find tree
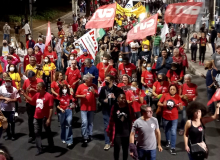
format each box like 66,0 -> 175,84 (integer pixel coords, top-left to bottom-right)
85,0 -> 91,17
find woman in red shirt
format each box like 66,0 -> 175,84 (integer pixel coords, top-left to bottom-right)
152,73 -> 169,125
51,72 -> 68,121
126,82 -> 145,119
199,32 -> 208,66
179,74 -> 198,135
117,74 -> 131,93
34,45 -> 43,65
57,84 -> 75,147
158,84 -> 183,155
166,62 -> 184,84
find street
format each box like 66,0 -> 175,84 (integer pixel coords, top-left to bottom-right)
1,75 -> 220,160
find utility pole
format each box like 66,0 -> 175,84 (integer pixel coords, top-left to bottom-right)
72,0 -> 78,16
209,0 -> 216,29
29,0 -> 33,32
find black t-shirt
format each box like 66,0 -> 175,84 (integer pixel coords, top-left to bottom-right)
114,104 -> 130,137
113,36 -> 125,43
62,53 -> 68,69
138,51 -> 151,63
110,44 -> 120,61
14,26 -> 20,34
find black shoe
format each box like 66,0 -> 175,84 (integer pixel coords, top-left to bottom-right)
82,139 -> 88,147
165,141 -> 170,149
28,137 -> 35,143
4,136 -> 11,140
11,136 -> 16,141
88,135 -> 93,142
35,150 -> 43,156
170,148 -> 177,155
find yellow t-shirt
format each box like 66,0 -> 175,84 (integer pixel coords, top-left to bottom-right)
141,40 -> 150,51
115,17 -> 124,26
25,64 -> 43,78
43,63 -> 56,76
9,72 -> 21,90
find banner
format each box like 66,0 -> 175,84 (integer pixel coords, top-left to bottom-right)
74,29 -> 99,60
116,2 -> 146,17
86,3 -> 116,29
125,0 -> 133,8
127,14 -> 158,42
164,2 -> 203,24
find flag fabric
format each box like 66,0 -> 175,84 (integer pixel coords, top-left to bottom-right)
207,89 -> 220,106
86,3 -> 116,29
127,14 -> 158,42
160,23 -> 169,43
188,0 -> 194,2
96,29 -> 106,42
138,4 -> 149,23
125,0 -> 133,8
45,22 -> 51,47
164,2 -> 203,24
157,8 -> 162,16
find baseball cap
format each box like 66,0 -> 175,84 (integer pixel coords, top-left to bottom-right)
83,49 -> 87,52
28,71 -> 36,78
4,77 -> 12,81
71,50 -> 78,54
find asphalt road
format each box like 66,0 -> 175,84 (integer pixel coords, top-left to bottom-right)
0,75 -> 220,160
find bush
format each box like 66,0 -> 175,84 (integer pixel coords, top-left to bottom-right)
8,15 -> 22,22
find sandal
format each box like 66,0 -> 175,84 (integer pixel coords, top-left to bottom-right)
178,130 -> 184,136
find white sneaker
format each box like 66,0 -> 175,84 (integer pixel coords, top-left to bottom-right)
104,144 -> 110,150
15,112 -> 18,117
62,140 -> 66,144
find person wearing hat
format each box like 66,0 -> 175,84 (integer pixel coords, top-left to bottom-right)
78,49 -> 93,74
22,70 -> 44,143
0,77 -> 20,140
34,38 -> 45,53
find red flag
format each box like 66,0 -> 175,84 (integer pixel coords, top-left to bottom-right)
86,3 -> 116,29
188,0 -> 194,2
127,14 -> 158,42
207,89 -> 220,106
164,2 -> 203,24
45,22 -> 51,47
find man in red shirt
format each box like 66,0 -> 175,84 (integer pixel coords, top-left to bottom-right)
24,48 -> 35,71
97,54 -> 113,83
43,45 -> 58,63
78,49 -> 93,73
76,73 -> 98,146
118,56 -> 136,77
22,71 -> 44,143
72,21 -> 78,34
65,60 -> 81,89
21,82 -> 54,155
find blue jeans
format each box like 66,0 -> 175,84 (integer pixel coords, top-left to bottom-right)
211,42 -> 215,54
180,106 -> 186,130
81,111 -> 94,139
207,87 -> 216,114
60,109 -> 73,144
153,46 -> 160,56
163,118 -> 178,149
137,148 -> 156,160
131,53 -> 137,65
3,34 -> 9,42
56,52 -> 62,71
102,109 -> 110,144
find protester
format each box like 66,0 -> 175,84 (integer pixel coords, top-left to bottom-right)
152,33 -> 161,57
106,93 -> 135,160
78,49 -> 93,74
84,58 -> 99,86
22,20 -> 31,42
21,82 -> 54,155
173,35 -> 184,48
190,33 -> 198,63
0,55 -> 18,72
156,49 -> 173,74
212,45 -> 220,71
129,40 -> 140,65
43,46 -> 58,64
166,62 -> 184,84
3,22 -> 11,42
118,56 -> 136,78
26,35 -> 35,49
138,45 -> 151,68
184,102 -> 220,160
198,32 -> 209,66
210,26 -> 217,54
34,38 -> 45,54
76,73 -> 98,145
129,105 -> 163,160
99,74 -> 124,150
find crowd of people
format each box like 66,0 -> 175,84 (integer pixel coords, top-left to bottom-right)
0,1 -> 220,160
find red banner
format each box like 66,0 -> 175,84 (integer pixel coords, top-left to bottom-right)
164,2 -> 203,24
127,14 -> 158,42
86,3 -> 116,29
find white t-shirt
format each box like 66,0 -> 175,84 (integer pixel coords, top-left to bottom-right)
82,18 -> 87,25
16,48 -> 27,62
22,23 -> 31,35
2,46 -> 9,56
130,42 -> 139,53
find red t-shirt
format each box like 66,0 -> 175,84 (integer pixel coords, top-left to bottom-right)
22,78 -> 44,98
141,71 -> 155,88
153,81 -> 169,95
76,83 -> 98,111
57,94 -> 73,110
72,24 -> 78,32
160,93 -> 183,120
182,83 -> 197,106
166,70 -> 184,82
126,89 -> 145,112
97,62 -> 113,82
118,63 -> 136,77
78,54 -> 93,73
43,51 -> 58,63
31,92 -> 54,119
65,67 -> 81,88
51,80 -> 68,98
35,51 -> 43,64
